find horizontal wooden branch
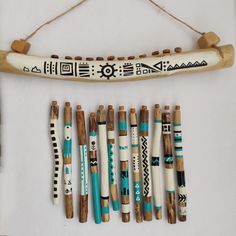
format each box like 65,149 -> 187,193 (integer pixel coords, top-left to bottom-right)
0,44 -> 234,82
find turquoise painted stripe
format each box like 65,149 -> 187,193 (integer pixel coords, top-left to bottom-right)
176,155 -> 184,158
139,122 -> 148,132
64,140 -> 72,156
132,144 -> 139,148
174,124 -> 181,126
134,181 -> 141,204
65,123 -> 72,126
175,147 -> 183,151
101,206 -> 109,214
89,131 -> 96,137
143,202 -> 152,212
155,206 -> 162,210
174,139 -> 182,143
91,173 -> 102,224
108,144 -> 115,185
121,170 -> 129,196
118,121 -> 127,131
82,145 -> 86,194
112,200 -> 119,211
154,119 -> 162,123
119,146 -> 128,150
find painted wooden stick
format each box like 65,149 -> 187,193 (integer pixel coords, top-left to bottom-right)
162,105 -> 176,224
50,101 -> 63,205
107,105 -> 119,211
130,108 -> 142,223
0,44 -> 233,82
139,106 -> 152,221
89,113 -> 102,224
173,105 -> 187,222
76,105 -> 89,223
63,102 -> 73,218
151,104 -> 162,220
118,106 -> 130,223
97,105 -> 110,222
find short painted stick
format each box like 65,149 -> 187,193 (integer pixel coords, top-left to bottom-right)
50,101 -> 63,205
130,108 -> 142,223
174,105 -> 187,222
107,105 -> 119,211
76,105 -> 89,223
97,105 -> 110,222
151,104 -> 162,220
63,102 -> 73,218
118,106 -> 130,223
89,113 -> 102,224
139,106 -> 152,221
162,105 -> 176,224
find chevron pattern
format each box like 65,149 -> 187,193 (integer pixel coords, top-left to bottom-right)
141,136 -> 150,197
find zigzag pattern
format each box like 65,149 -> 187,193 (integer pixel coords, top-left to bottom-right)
141,136 -> 150,197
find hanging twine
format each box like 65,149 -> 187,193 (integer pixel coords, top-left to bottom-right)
24,0 -> 203,42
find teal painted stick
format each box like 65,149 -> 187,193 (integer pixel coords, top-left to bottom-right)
89,113 -> 102,224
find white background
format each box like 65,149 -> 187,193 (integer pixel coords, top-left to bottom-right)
0,0 -> 236,235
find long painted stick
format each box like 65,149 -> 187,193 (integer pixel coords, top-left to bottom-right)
151,104 -> 162,220
162,105 -> 176,224
118,106 -> 130,223
63,102 -> 73,218
130,108 -> 142,223
173,105 -> 187,222
0,45 -> 233,82
107,105 -> 119,211
97,105 -> 110,222
50,101 -> 63,205
89,113 -> 102,224
139,106 -> 152,221
76,105 -> 89,223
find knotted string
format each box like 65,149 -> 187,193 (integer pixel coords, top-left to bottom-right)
24,0 -> 204,42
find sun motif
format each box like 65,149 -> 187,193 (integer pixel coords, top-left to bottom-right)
97,63 -> 118,80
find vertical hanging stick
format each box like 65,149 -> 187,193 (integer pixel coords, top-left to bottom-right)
89,113 -> 102,224
63,102 -> 73,218
76,105 -> 89,223
107,105 -> 119,211
50,101 -> 63,205
162,105 -> 176,224
130,108 -> 142,223
173,105 -> 187,222
151,104 -> 162,220
118,106 -> 130,223
139,106 -> 152,221
97,105 -> 110,222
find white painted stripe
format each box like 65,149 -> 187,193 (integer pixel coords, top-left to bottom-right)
165,168 -> 175,192
119,135 -> 129,161
89,136 -> 97,151
176,150 -> 183,156
152,166 -> 162,207
174,142 -> 182,147
179,206 -> 187,216
131,127 -> 139,145
178,186 -> 187,195
174,126 -> 181,131
98,124 -> 109,197
108,130 -> 115,140
133,153 -> 140,173
122,204 -> 130,214
152,122 -> 162,158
